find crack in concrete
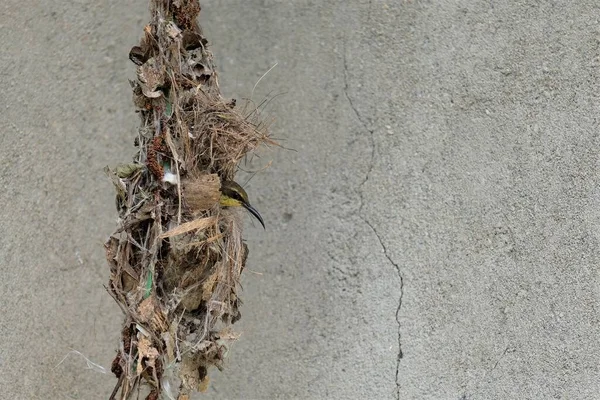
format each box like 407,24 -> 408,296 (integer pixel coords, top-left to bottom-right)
343,41 -> 404,400
365,218 -> 404,400
342,42 -> 375,189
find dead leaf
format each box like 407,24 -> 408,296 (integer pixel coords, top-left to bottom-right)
137,57 -> 164,98
137,336 -> 159,375
159,216 -> 217,239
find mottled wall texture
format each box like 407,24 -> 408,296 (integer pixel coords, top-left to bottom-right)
1,1 -> 599,399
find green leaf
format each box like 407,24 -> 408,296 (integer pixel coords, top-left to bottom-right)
144,270 -> 153,298
164,100 -> 173,117
115,163 -> 143,178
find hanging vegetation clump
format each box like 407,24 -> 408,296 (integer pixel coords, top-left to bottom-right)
104,1 -> 273,398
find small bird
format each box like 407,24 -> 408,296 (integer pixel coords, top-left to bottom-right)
220,180 -> 265,229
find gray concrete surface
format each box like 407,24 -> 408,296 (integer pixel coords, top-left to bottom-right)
2,1 -> 600,399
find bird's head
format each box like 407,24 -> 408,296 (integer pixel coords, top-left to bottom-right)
219,180 -> 265,229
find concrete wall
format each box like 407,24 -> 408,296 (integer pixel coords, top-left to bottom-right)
1,1 -> 599,399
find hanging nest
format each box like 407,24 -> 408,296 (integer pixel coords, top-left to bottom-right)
104,1 -> 274,398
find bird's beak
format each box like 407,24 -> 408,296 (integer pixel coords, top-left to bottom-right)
243,202 -> 265,229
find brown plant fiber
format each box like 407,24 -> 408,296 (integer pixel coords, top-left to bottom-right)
104,1 -> 272,398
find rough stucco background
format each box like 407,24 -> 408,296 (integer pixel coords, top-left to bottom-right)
1,1 -> 600,399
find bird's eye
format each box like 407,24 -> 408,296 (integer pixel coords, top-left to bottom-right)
232,191 -> 245,202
